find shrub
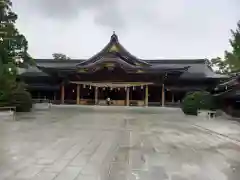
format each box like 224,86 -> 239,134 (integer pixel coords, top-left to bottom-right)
181,91 -> 216,115
0,80 -> 32,112
181,92 -> 198,115
9,88 -> 32,112
0,75 -> 15,107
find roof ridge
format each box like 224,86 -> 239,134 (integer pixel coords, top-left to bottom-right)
35,59 -> 85,63
35,59 -> 209,66
145,59 -> 208,64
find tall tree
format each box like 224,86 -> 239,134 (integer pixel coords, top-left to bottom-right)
52,53 -> 70,60
0,0 -> 33,103
225,22 -> 240,72
210,22 -> 240,74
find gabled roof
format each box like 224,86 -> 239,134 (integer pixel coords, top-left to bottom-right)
21,33 -> 228,80
77,32 -> 150,67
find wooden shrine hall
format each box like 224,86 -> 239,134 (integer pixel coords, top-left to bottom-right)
20,33 -> 227,106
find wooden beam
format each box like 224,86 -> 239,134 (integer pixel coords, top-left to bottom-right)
70,81 -> 153,87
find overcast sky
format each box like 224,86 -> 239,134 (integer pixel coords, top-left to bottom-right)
12,0 -> 240,59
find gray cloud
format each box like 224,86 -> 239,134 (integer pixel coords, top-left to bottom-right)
24,0 -> 126,29
11,0 -> 240,59
13,0 -> 240,31
13,0 -> 166,30
34,0 -> 109,17
93,2 -> 125,29
25,0 -> 185,31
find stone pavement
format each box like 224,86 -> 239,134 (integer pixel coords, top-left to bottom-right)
0,106 -> 240,180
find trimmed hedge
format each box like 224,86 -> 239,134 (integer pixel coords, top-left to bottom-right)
181,91 -> 216,115
9,89 -> 32,112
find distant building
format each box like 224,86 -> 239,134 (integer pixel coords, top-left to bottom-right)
20,33 -> 227,106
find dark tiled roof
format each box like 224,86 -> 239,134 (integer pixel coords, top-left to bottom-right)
214,88 -> 240,99
21,33 -> 227,79
144,59 -> 207,64
35,59 -> 84,68
20,58 -> 226,79
146,59 -> 226,79
18,66 -> 49,77
78,33 -> 150,66
215,75 -> 240,92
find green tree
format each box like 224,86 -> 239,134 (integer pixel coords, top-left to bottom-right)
52,53 -> 70,60
0,0 -> 33,105
210,21 -> 240,74
210,57 -> 229,74
225,27 -> 240,72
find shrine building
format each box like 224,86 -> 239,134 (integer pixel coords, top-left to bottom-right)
20,33 -> 227,106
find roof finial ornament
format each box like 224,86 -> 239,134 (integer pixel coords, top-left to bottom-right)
111,31 -> 118,42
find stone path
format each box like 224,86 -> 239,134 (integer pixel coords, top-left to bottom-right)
0,106 -> 240,180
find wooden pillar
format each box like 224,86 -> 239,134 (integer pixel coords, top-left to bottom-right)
95,86 -> 98,105
76,84 -> 80,105
145,85 -> 148,107
61,84 -> 65,104
162,84 -> 165,107
126,87 -> 130,106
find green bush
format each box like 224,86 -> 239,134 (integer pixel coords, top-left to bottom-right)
181,91 -> 216,115
9,89 -> 32,112
181,92 -> 198,115
0,75 -> 15,107
0,81 -> 33,112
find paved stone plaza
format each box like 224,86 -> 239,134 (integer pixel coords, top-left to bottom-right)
1,106 -> 240,180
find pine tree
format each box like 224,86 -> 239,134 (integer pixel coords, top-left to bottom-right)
0,0 -> 33,104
